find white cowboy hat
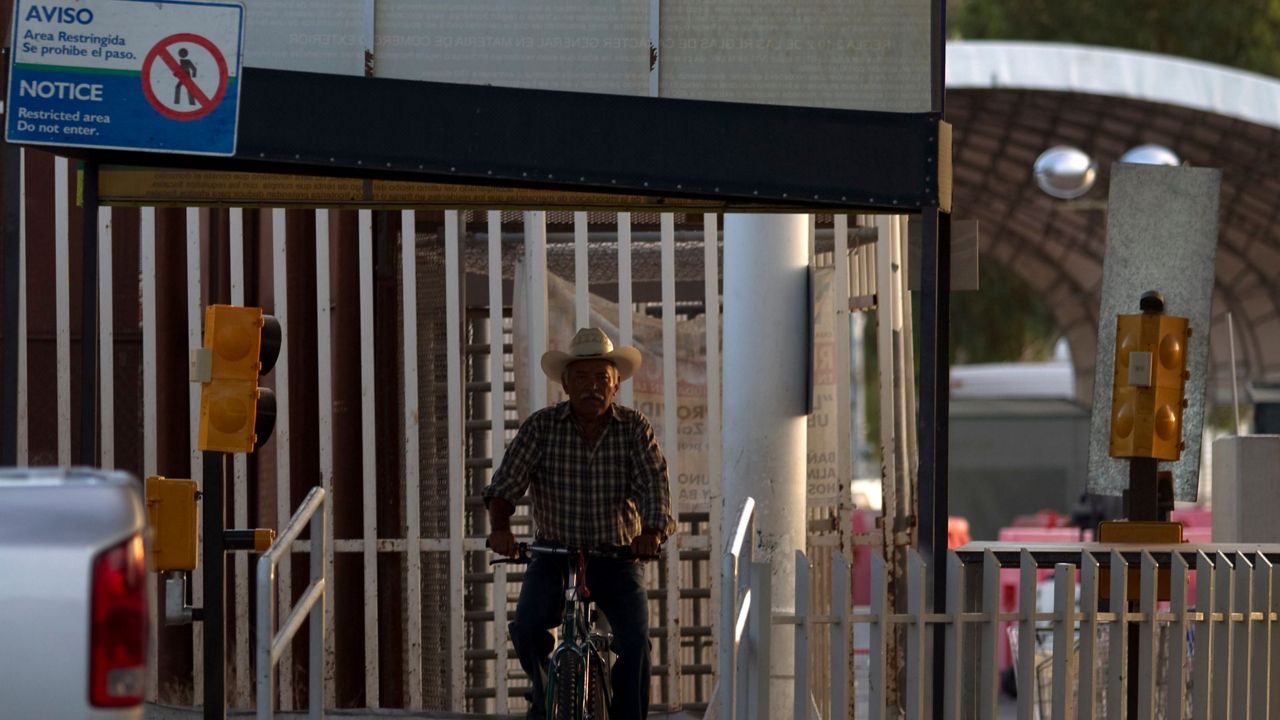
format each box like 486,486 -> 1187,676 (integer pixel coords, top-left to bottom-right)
540,327 -> 642,382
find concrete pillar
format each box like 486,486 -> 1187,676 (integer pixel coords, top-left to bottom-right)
1211,435 -> 1280,542
722,213 -> 809,716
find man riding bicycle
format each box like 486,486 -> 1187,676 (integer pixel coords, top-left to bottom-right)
484,327 -> 676,720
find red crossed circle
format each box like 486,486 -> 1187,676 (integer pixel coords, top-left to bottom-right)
141,33 -> 229,121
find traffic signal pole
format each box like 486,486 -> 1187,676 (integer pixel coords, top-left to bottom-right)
203,449 -> 226,720
192,305 -> 280,718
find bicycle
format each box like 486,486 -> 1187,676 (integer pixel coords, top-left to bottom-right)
492,541 -> 646,720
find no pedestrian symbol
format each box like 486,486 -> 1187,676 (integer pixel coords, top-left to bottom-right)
141,33 -> 229,121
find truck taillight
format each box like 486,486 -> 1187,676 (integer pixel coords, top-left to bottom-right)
89,533 -> 147,707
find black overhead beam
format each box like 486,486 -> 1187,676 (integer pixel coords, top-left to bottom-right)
67,67 -> 942,212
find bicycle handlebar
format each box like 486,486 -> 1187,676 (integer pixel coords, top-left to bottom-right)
488,541 -> 657,566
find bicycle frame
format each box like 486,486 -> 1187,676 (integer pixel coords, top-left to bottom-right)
545,550 -> 612,720
491,543 -> 620,720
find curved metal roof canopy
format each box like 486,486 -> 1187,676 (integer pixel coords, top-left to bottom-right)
946,41 -> 1280,407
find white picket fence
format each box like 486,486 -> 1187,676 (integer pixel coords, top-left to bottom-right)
713,497 -> 1280,720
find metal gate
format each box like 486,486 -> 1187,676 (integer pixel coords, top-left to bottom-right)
6,149 -> 943,714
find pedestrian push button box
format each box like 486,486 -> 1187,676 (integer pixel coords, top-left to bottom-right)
145,476 -> 198,572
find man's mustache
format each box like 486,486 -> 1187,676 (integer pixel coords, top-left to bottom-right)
577,392 -> 605,402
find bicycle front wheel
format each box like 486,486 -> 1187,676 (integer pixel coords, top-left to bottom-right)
585,654 -> 610,720
549,653 -> 582,720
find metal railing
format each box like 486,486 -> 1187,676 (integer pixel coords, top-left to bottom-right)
712,496 -> 762,720
257,487 -> 328,720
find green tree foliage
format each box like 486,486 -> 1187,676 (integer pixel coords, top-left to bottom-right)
950,0 -> 1280,77
949,262 -> 1060,364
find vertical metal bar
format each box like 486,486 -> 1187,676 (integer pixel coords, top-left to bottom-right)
1166,552 -> 1189,720
752,560 -> 772,720
15,149 -> 27,466
97,205 -> 113,468
487,209 -> 508,715
203,451 -> 226,720
796,550 -> 811,720
525,211 -> 548,410
907,550 -> 928,719
400,208 -> 423,708
942,551 -> 963,720
1,137 -> 20,465
313,209 -> 337,708
1212,553 -> 1234,719
1233,553 -> 1254,718
736,591 -> 750,720
1251,555 -> 1271,720
445,210 -> 466,710
309,497 -> 327,720
141,205 -> 158,701
228,208 -> 250,708
896,216 -> 917,513
1194,552 -> 1216,720
188,206 -> 205,699
720,550 -> 737,718
1270,554 -> 1280,720
979,550 -> 999,720
833,214 -> 854,572
79,161 -> 99,466
1107,550 -> 1128,720
573,210 -> 589,328
357,208 -> 380,708
256,561 -> 276,720
1053,563 -> 1078,720
617,212 -> 634,409
832,553 -> 851,720
870,553 -> 889,720
270,208 -> 292,709
1136,552 -> 1158,720
55,156 -> 70,466
141,205 -> 157,481
1079,552 -> 1099,720
660,212 -> 681,709
889,217 -> 910,506
1017,549 -> 1037,720
917,209 -> 951,720
873,216 -> 897,583
705,212 -> 722,691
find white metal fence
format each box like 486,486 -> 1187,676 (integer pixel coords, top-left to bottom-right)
712,495 -> 1280,720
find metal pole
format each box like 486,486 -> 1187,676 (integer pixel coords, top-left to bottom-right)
1,51 -> 20,467
723,214 -> 809,718
78,160 -> 99,466
918,208 -> 951,717
204,450 -> 226,720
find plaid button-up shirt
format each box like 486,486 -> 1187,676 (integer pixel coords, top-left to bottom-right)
482,401 -> 675,548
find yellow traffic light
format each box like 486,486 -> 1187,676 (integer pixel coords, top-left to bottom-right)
145,476 -> 198,572
1109,295 -> 1190,461
196,305 -> 281,454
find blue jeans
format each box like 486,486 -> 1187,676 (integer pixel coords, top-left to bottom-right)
509,553 -> 651,720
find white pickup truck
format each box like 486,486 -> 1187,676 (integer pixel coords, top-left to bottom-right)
0,468 -> 149,719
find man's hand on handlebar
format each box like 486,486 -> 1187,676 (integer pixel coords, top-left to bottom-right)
629,528 -> 663,560
487,529 -> 520,558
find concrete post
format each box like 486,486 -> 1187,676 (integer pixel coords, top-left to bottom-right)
1211,435 -> 1280,542
722,213 -> 809,717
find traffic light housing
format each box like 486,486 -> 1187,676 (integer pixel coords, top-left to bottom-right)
195,305 -> 281,453
1108,294 -> 1190,461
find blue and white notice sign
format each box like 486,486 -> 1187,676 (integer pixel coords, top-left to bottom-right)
6,0 -> 244,155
